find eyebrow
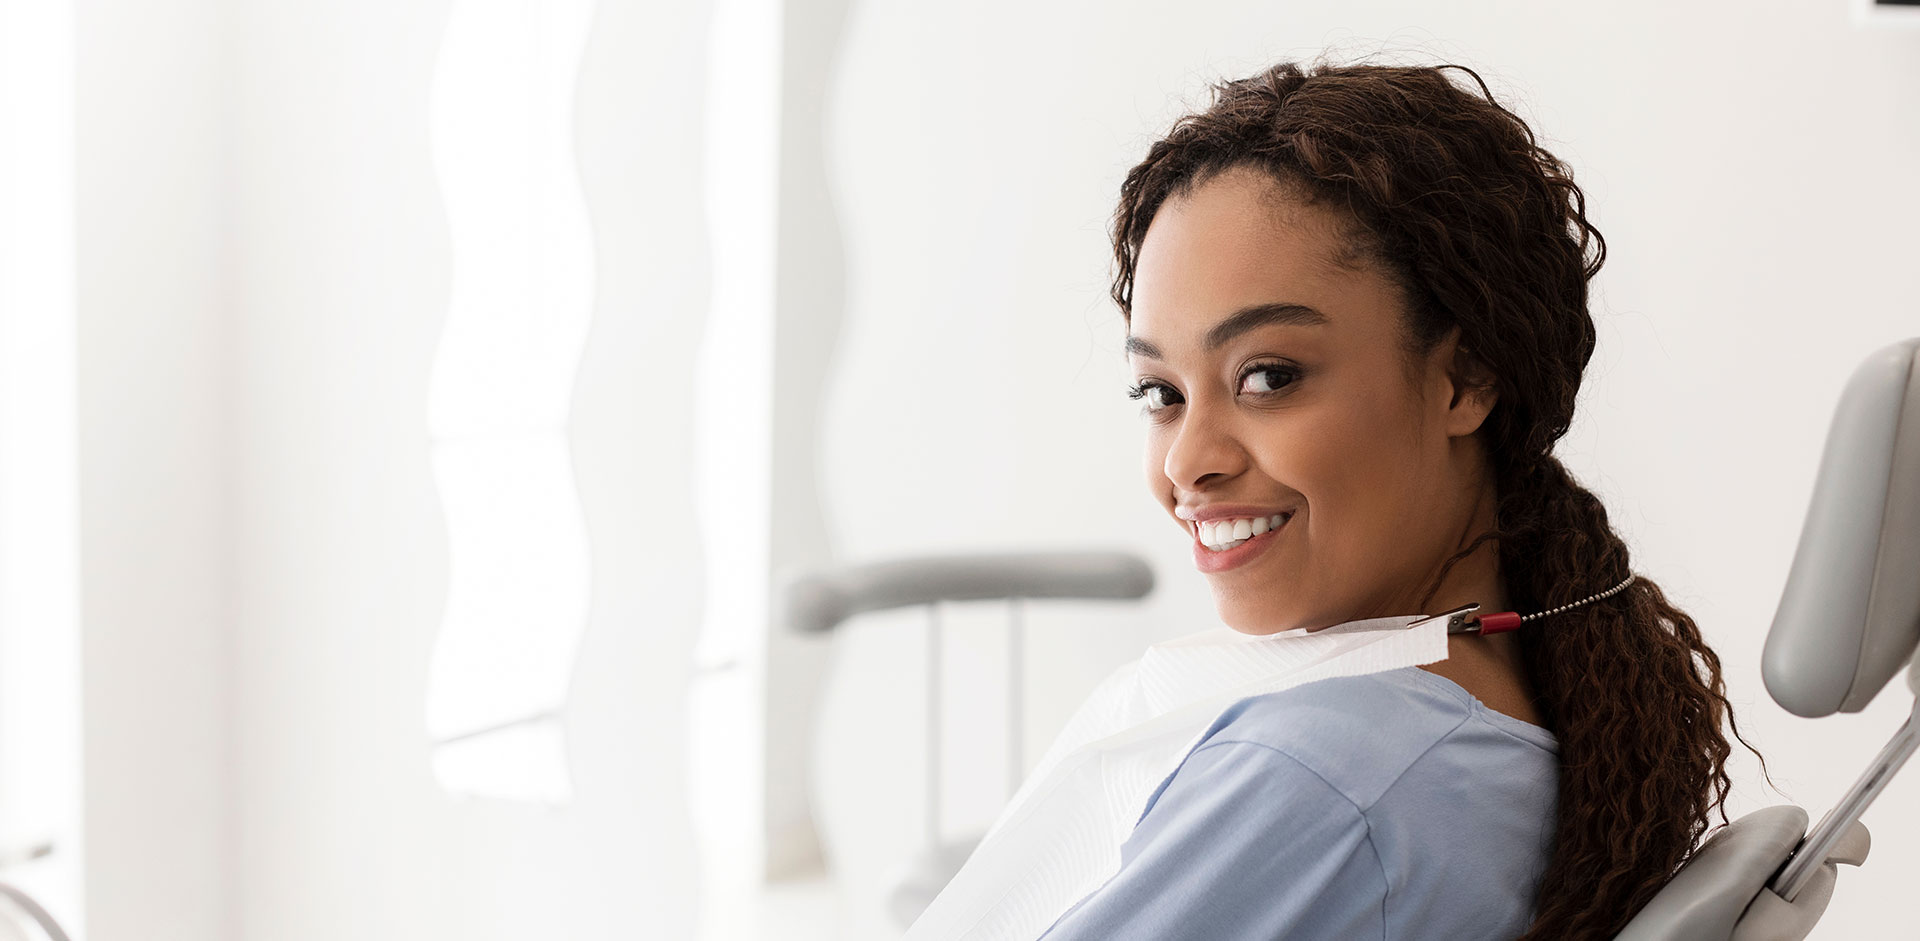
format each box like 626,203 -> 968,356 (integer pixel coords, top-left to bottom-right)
1124,302 -> 1329,360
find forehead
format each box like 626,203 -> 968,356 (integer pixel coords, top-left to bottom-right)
1130,166 -> 1398,352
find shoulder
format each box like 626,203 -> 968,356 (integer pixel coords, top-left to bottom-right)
1183,666 -> 1492,810
1050,740 -> 1393,939
1182,664 -> 1559,814
1132,669 -> 1560,936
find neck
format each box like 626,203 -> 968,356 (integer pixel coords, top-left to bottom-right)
1420,480 -> 1510,618
1415,481 -> 1539,713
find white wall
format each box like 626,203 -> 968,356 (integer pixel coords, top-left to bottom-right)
75,0 -> 233,936
807,4 -> 1920,939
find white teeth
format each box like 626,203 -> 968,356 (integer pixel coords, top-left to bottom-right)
1197,513 -> 1290,551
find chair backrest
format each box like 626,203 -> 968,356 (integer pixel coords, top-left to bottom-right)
1764,336 -> 1920,717
1619,337 -> 1919,939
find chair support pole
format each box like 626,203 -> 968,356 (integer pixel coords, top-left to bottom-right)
927,601 -> 942,848
1772,690 -> 1920,901
1008,597 -> 1025,798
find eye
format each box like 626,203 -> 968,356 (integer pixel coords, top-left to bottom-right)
1125,380 -> 1182,416
1238,361 -> 1301,395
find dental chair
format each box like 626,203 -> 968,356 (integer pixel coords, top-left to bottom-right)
1617,336 -> 1920,939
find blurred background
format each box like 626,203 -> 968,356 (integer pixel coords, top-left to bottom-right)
0,0 -> 1917,938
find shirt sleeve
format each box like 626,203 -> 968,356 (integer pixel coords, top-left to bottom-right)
1035,740 -> 1388,941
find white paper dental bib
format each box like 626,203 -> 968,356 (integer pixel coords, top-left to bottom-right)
902,613 -> 1452,941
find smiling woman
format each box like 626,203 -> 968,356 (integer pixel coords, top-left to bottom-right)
1069,59 -> 1772,940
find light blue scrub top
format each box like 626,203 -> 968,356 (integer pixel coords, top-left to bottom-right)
1035,664 -> 1559,941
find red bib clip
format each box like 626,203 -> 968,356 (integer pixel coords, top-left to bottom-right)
1474,611 -> 1524,635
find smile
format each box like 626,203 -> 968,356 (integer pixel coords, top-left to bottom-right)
1190,512 -> 1292,574
1195,513 -> 1289,551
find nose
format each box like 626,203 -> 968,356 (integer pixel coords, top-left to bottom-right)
1161,407 -> 1248,491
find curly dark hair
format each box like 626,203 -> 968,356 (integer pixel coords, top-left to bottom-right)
1108,59 -> 1773,938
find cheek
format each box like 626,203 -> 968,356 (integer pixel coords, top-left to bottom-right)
1255,400 -> 1409,550
1247,406 -> 1369,506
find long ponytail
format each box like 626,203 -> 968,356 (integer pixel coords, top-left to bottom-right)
1426,454 -> 1771,936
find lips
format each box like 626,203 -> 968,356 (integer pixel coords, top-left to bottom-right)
1175,503 -> 1301,523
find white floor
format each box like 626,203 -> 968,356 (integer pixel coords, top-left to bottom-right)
704,871 -> 907,941
757,875 -> 859,941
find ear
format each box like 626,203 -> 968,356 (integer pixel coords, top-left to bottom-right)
1435,327 -> 1499,439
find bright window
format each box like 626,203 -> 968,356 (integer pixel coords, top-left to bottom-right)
423,0 -> 597,805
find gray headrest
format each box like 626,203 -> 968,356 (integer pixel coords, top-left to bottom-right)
1763,337 -> 1920,717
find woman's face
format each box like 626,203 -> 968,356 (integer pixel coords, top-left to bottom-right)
1127,165 -> 1495,635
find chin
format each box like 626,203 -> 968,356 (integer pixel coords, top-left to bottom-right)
1214,599 -> 1300,636
1215,589 -> 1351,635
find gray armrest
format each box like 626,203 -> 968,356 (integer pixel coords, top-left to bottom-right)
1731,821 -> 1870,941
783,551 -> 1154,635
1616,806 -> 1809,941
